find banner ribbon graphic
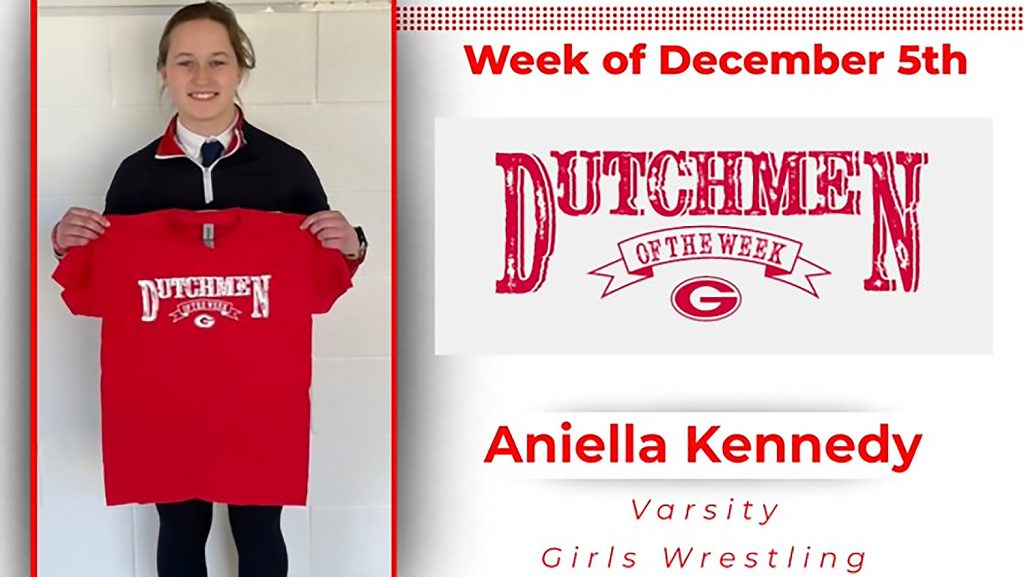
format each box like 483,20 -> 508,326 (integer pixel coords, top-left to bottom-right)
588,226 -> 830,298
170,299 -> 243,322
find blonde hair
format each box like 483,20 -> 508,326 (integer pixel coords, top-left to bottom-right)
157,2 -> 255,71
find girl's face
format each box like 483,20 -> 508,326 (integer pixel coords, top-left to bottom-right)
160,19 -> 242,135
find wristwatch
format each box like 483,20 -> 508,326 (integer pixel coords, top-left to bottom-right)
51,222 -> 67,260
347,225 -> 368,260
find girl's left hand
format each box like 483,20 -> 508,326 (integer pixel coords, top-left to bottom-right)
299,210 -> 362,258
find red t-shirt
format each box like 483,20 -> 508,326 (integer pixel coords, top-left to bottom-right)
52,208 -> 353,506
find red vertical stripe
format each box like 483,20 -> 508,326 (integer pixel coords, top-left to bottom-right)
390,2 -> 399,577
30,0 -> 39,574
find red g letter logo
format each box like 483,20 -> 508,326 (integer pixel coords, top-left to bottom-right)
671,276 -> 742,322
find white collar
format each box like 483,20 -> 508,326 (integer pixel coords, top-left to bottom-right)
174,114 -> 237,164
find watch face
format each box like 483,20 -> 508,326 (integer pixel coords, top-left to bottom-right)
355,226 -> 368,247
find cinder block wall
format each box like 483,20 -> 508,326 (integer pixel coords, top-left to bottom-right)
36,3 -> 391,576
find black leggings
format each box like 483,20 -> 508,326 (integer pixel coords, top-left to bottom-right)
155,499 -> 287,577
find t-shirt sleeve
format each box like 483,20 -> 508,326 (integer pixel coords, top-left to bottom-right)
310,239 -> 354,315
51,243 -> 105,318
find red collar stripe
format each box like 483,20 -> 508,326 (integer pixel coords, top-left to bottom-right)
154,111 -> 247,161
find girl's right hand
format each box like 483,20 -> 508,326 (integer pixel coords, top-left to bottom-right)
54,207 -> 111,252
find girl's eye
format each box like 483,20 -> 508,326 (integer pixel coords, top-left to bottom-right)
176,61 -> 194,68
210,61 -> 225,68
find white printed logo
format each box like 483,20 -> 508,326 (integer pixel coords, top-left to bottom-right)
193,313 -> 216,329
137,275 -> 272,326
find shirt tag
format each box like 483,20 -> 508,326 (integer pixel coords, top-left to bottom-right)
203,223 -> 215,249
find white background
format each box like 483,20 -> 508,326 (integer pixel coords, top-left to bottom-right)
35,1 -> 391,576
397,1 -> 1023,577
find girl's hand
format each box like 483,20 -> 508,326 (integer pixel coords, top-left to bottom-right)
54,207 -> 110,253
299,210 -> 362,258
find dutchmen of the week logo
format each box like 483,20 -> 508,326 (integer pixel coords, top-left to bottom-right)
137,274 -> 272,328
493,149 -> 925,321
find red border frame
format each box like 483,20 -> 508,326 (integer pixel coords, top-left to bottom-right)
390,2 -> 398,577
30,0 -> 39,572
28,2 -> 398,575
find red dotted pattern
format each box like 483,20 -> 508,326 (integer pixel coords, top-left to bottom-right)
396,5 -> 1024,32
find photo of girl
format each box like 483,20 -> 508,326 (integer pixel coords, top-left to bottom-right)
36,2 -> 391,576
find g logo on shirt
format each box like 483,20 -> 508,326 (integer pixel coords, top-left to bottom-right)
194,313 -> 216,329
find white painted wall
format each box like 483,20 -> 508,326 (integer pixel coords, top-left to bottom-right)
36,3 -> 391,576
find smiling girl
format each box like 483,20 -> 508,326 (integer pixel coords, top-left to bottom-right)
49,3 -> 366,576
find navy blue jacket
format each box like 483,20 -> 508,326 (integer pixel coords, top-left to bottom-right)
103,114 -> 329,217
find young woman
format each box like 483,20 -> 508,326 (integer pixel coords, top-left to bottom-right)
50,3 -> 366,576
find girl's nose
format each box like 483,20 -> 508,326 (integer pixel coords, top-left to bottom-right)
194,64 -> 213,83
